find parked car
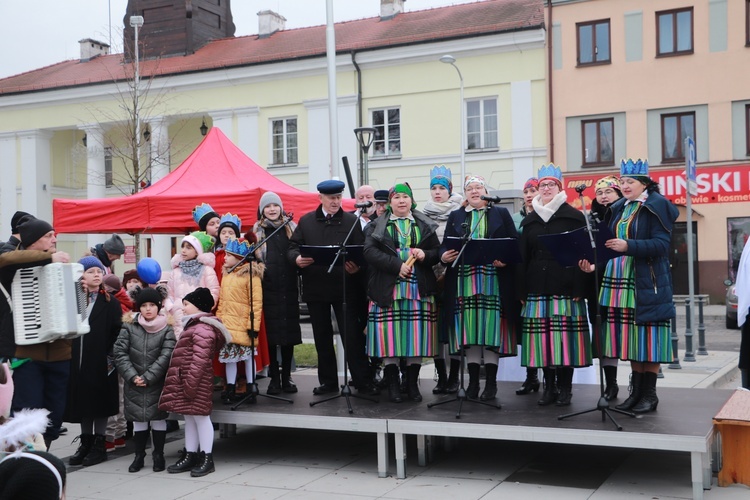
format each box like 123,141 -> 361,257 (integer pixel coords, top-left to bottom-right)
724,279 -> 739,329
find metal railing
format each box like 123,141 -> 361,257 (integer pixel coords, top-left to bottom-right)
668,295 -> 709,370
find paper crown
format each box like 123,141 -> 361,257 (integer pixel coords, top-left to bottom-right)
430,165 -> 451,180
620,158 -> 649,177
225,237 -> 253,258
537,164 -> 563,182
219,213 -> 242,233
192,203 -> 217,226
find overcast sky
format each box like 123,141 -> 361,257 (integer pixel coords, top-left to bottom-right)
0,0 -> 477,79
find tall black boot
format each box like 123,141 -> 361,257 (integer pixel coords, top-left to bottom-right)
480,363 -> 498,401
399,359 -> 408,394
602,365 -> 619,401
267,348 -> 281,395
741,368 -> 749,389
632,371 -> 659,413
152,430 -> 167,472
68,434 -> 94,466
466,363 -> 481,399
537,368 -> 558,406
446,358 -> 461,393
516,367 -> 540,395
280,345 -> 297,393
615,371 -> 643,410
555,367 -> 574,406
432,358 -> 448,394
407,364 -> 422,402
82,434 -> 108,466
384,364 -> 403,403
128,431 -> 148,473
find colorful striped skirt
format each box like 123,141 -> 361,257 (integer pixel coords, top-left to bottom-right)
600,306 -> 673,363
451,293 -> 516,356
520,294 -> 592,368
367,297 -> 437,358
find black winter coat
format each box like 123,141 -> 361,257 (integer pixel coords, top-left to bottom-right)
288,206 -> 365,303
364,211 -> 440,307
255,220 -> 302,346
64,290 -> 122,422
114,313 -> 176,422
519,202 -> 591,299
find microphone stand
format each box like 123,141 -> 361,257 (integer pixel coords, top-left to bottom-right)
558,190 -> 634,430
428,204 -> 502,418
232,216 -> 295,408
310,211 -> 378,414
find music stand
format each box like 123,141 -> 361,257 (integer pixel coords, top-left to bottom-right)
557,189 -> 634,430
309,212 -> 378,414
428,207 -> 502,418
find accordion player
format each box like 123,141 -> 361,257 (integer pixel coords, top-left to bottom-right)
12,262 -> 90,345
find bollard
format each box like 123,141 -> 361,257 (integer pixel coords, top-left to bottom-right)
697,296 -> 708,355
668,303 -> 681,369
684,298 -> 696,362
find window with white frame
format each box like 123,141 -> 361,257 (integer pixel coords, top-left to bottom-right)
371,108 -> 400,156
271,117 -> 298,165
582,118 -> 614,166
661,111 -> 695,162
466,98 -> 498,150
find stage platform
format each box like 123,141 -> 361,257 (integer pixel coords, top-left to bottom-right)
199,376 -> 729,500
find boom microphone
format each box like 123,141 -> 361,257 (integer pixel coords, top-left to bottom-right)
354,201 -> 373,209
574,184 -> 587,194
480,195 -> 503,203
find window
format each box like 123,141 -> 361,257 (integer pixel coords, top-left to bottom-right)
746,104 -> 750,156
577,20 -> 611,65
466,98 -> 498,150
657,8 -> 693,56
372,108 -> 400,156
104,147 -> 113,187
581,118 -> 614,166
661,112 -> 695,162
271,117 -> 297,165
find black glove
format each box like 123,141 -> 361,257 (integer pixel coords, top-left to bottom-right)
247,329 -> 258,339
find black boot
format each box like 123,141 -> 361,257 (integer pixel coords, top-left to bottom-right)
516,367 -> 540,395
632,371 -> 659,413
82,434 -> 108,466
191,451 -> 215,477
68,434 -> 94,466
537,368 -> 558,406
466,363 -> 481,399
446,358 -> 461,393
432,358 -> 448,394
555,367 -> 574,406
151,430 -> 167,472
222,383 -> 236,404
384,364 -> 403,403
615,371 -> 643,411
407,364 -> 422,402
399,359 -> 408,394
741,368 -> 750,390
267,370 -> 282,395
168,451 -> 198,473
602,365 -> 619,401
480,363 -> 498,401
281,347 -> 298,393
128,431 -> 148,472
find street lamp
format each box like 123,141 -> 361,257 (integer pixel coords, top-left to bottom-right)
440,54 -> 465,182
130,15 -> 144,184
354,127 -> 377,185
200,117 -> 208,136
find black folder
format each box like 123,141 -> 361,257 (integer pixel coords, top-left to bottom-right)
443,236 -> 522,265
299,245 -> 366,267
538,222 -> 621,268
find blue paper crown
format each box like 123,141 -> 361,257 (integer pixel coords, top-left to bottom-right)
537,163 -> 563,182
219,213 -> 242,233
620,158 -> 649,177
225,237 -> 253,258
430,165 -> 451,180
192,203 -> 217,226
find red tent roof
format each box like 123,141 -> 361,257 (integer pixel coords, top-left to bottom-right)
53,128 -> 332,234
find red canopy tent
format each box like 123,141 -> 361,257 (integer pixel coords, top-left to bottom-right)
53,128 -> 344,234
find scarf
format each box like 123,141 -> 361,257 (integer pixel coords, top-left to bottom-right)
137,312 -> 168,334
178,258 -> 204,285
422,193 -> 463,221
532,191 -> 568,223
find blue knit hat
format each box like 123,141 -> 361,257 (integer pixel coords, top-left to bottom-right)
79,256 -> 106,272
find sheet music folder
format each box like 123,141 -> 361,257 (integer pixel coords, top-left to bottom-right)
299,245 -> 365,267
444,236 -> 522,265
538,222 -> 621,268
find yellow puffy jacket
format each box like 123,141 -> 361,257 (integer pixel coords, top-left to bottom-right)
215,261 -> 264,346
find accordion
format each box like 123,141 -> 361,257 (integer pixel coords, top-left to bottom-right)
12,263 -> 90,345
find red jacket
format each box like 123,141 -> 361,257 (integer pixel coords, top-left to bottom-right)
114,287 -> 134,313
158,313 -> 230,416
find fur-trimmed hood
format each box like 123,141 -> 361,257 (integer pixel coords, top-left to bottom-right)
221,259 -> 265,279
170,251 -> 216,269
194,314 -> 232,344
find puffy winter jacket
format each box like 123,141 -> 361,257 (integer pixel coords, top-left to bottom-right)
164,252 -> 220,337
216,261 -> 264,346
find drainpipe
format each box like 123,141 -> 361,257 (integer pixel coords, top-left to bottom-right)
351,51 -> 364,179
547,0 -> 555,163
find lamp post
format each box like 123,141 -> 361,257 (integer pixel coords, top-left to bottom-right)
354,127 -> 376,186
130,15 -> 144,261
440,55 -> 465,182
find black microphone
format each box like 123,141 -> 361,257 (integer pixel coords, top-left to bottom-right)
480,195 -> 502,203
574,184 -> 587,194
354,201 -> 373,209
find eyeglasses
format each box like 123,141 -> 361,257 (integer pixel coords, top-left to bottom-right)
538,182 -> 558,190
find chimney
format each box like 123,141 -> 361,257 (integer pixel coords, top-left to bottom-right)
78,38 -> 110,62
380,0 -> 406,20
258,10 -> 286,38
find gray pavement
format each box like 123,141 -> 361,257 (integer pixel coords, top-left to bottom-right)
54,343 -> 750,500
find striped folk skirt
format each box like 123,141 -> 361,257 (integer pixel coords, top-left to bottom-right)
600,306 -> 673,363
452,293 -> 516,356
521,294 -> 592,368
367,297 -> 438,358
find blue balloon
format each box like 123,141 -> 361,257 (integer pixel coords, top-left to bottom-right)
136,258 -> 162,285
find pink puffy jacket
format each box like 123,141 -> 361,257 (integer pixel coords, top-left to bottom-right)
164,252 -> 220,337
